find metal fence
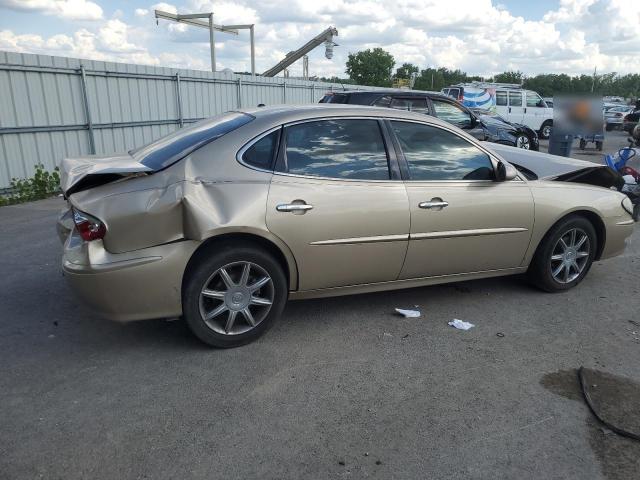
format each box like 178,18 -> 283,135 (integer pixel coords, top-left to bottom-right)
0,50 -> 377,189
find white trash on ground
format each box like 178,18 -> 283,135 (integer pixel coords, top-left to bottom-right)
448,319 -> 475,330
395,308 -> 421,318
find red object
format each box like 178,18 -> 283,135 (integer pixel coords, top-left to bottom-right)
73,209 -> 106,241
621,166 -> 640,182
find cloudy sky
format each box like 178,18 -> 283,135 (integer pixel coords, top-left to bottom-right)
0,0 -> 638,78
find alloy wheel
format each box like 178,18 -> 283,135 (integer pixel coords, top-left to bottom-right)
550,228 -> 590,284
198,261 -> 274,335
516,135 -> 530,149
542,125 -> 552,138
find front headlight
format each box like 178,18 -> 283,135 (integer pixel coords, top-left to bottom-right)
622,196 -> 634,216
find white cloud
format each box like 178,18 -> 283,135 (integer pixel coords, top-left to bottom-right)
2,0 -> 640,79
0,0 -> 103,20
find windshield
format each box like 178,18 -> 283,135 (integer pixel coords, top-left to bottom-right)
130,112 -> 254,170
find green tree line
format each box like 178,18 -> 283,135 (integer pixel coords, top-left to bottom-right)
344,48 -> 640,98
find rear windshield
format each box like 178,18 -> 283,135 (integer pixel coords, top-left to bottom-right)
319,93 -> 349,103
131,112 -> 254,170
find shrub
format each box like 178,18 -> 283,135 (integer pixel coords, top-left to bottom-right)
0,164 -> 61,206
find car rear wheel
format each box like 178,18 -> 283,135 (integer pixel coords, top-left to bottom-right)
540,121 -> 553,139
183,245 -> 287,348
516,134 -> 530,149
528,215 -> 597,292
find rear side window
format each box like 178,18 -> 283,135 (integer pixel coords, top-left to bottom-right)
242,130 -> 279,170
495,91 -> 508,106
391,121 -> 494,181
282,119 -> 390,180
389,97 -> 429,114
132,112 -> 253,170
508,92 -> 522,107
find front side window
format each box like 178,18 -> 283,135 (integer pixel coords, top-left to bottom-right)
242,130 -> 279,170
390,121 -> 494,181
389,97 -> 429,114
282,119 -> 390,180
526,92 -> 543,107
508,92 -> 523,107
495,91 -> 508,106
431,100 -> 472,128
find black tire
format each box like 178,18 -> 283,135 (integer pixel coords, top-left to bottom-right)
596,141 -> 603,151
528,215 -> 597,292
605,124 -> 613,131
540,121 -> 553,140
579,139 -> 586,150
182,243 -> 288,348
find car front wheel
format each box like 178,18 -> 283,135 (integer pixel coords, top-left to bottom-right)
183,244 -> 288,348
528,215 -> 597,292
515,134 -> 530,149
540,121 -> 553,139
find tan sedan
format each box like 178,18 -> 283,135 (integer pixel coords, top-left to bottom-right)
57,105 -> 635,347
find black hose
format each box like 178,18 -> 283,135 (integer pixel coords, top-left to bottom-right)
578,367 -> 640,442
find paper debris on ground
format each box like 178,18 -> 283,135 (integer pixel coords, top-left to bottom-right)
448,319 -> 475,330
395,308 -> 421,318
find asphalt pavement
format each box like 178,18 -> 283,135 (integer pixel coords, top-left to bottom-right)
1,140 -> 640,478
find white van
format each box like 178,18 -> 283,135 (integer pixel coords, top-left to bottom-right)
442,83 -> 554,139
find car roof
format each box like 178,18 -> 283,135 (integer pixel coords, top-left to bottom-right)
324,88 -> 445,97
239,103 -> 456,129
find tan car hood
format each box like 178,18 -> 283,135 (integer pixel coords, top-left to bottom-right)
60,154 -> 152,195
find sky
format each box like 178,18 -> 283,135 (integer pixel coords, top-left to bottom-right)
0,0 -> 638,79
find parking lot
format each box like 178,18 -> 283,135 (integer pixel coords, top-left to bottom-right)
1,129 -> 639,479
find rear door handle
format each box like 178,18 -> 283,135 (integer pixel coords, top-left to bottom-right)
276,203 -> 314,213
419,200 -> 449,209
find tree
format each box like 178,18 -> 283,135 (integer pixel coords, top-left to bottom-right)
345,48 -> 395,87
395,63 -> 419,79
492,71 -> 523,84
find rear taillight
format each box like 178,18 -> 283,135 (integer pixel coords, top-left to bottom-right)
73,209 -> 106,241
458,94 -> 463,102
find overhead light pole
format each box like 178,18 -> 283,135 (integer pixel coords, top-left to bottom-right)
155,10 -> 255,75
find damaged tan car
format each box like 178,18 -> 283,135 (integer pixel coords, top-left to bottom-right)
58,105 -> 635,347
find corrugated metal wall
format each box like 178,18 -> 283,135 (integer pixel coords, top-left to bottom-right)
0,50 -> 377,188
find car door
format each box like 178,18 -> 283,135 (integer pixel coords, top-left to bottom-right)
387,119 -> 534,279
266,117 -> 410,291
522,91 -> 547,130
430,98 -> 485,140
507,91 -> 525,123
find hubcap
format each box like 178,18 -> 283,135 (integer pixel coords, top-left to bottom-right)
550,228 -> 590,284
516,135 -> 530,149
542,125 -> 552,138
198,261 -> 274,335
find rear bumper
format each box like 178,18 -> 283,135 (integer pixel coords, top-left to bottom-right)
61,227 -> 198,322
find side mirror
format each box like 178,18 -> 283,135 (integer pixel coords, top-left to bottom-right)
495,161 -> 518,181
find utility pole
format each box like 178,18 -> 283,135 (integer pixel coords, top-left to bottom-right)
155,10 -> 256,74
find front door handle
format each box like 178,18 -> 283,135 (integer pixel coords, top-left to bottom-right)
276,203 -> 314,213
419,200 -> 449,210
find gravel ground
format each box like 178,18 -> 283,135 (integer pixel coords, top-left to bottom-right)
1,151 -> 639,479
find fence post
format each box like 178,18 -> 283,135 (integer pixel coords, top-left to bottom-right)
175,73 -> 184,128
79,65 -> 96,154
237,77 -> 243,108
282,82 -> 286,103
311,84 -> 315,102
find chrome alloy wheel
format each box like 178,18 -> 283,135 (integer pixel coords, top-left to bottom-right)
516,135 -> 530,149
198,261 -> 274,335
542,124 -> 552,139
550,228 -> 590,284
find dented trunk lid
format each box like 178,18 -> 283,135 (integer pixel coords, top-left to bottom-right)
60,154 -> 152,196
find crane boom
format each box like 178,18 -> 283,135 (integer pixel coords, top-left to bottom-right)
262,27 -> 338,77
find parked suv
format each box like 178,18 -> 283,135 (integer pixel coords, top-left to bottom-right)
319,89 -> 538,150
442,83 -> 554,139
